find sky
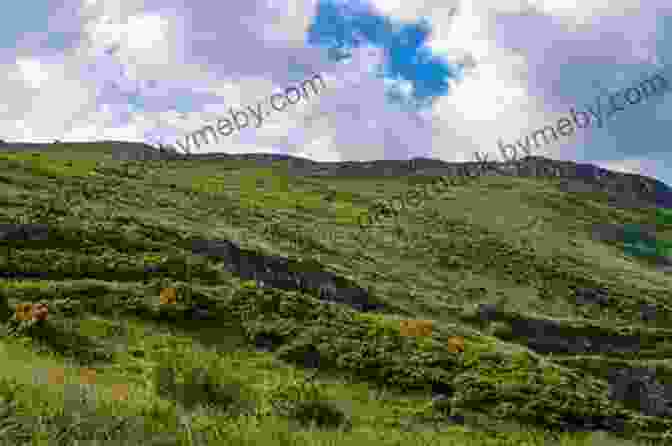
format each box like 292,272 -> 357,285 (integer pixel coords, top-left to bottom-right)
4,0 -> 672,185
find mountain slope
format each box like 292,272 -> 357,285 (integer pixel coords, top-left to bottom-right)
0,141 -> 671,445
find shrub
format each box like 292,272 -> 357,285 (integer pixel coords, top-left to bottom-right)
269,377 -> 350,430
490,322 -> 514,339
153,364 -> 254,415
290,399 -> 349,429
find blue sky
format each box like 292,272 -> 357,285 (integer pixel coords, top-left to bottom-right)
3,0 -> 672,185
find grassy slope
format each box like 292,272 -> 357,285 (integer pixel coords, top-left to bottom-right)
0,143 -> 671,445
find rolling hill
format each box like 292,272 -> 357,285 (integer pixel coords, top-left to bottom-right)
1,141 -> 672,445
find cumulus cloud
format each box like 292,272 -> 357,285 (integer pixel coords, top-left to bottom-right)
1,0 -> 672,185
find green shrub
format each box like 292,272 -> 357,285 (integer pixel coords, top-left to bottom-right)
290,399 -> 349,429
269,377 -> 350,430
490,322 -> 514,340
153,363 -> 254,416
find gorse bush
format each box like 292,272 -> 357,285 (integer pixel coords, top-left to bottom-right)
269,376 -> 350,430
223,283 -> 648,436
153,362 -> 255,417
290,399 -> 350,430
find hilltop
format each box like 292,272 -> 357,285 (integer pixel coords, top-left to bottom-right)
1,140 -> 672,445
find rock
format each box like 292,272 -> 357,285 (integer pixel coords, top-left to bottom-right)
302,346 -> 322,369
189,238 -> 384,312
254,333 -> 282,352
190,239 -> 241,265
431,381 -> 454,399
607,367 -> 672,418
431,393 -> 449,402
640,303 -> 657,322
188,304 -> 213,321
447,413 -> 465,424
573,286 -> 610,306
0,223 -> 50,242
143,265 -> 163,281
507,317 -> 640,355
0,271 -> 50,279
555,413 -> 627,434
477,303 -> 499,322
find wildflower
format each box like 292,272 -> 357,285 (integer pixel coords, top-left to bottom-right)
14,303 -> 33,321
79,368 -> 97,385
31,302 -> 49,321
160,287 -> 177,305
47,367 -> 66,385
400,319 -> 433,337
416,320 -> 433,337
111,382 -> 129,401
447,336 -> 465,353
399,320 -> 411,336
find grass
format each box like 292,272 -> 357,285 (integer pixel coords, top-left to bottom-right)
0,142 -> 671,444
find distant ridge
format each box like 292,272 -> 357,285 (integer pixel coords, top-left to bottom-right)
0,140 -> 670,210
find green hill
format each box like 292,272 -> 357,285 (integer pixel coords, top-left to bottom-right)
1,142 -> 672,445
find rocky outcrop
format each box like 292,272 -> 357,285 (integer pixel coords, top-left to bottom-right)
512,157 -> 669,209
473,304 -> 672,421
0,223 -> 50,242
607,367 -> 672,418
300,156 -> 670,211
573,286 -> 611,306
0,224 -> 52,279
592,223 -> 659,245
591,223 -> 672,271
476,306 -> 642,356
509,317 -> 641,356
189,238 -> 385,312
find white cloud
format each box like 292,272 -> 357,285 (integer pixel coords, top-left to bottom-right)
16,59 -> 50,89
0,54 -> 100,141
2,0 -> 669,185
416,2 -> 562,162
527,0 -> 642,25
262,0 -> 318,43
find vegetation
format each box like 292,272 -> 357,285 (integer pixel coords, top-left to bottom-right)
0,143 -> 670,445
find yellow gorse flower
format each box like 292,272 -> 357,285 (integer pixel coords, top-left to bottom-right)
111,382 -> 130,401
79,368 -> 97,385
14,303 -> 34,321
447,336 -> 465,353
159,287 -> 177,305
400,319 -> 433,337
13,302 -> 49,322
47,367 -> 66,385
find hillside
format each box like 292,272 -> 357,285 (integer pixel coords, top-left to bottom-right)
2,141 -> 672,445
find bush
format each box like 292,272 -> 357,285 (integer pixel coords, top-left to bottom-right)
269,377 -> 350,430
490,322 -> 514,340
153,364 -> 254,415
290,399 -> 349,429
